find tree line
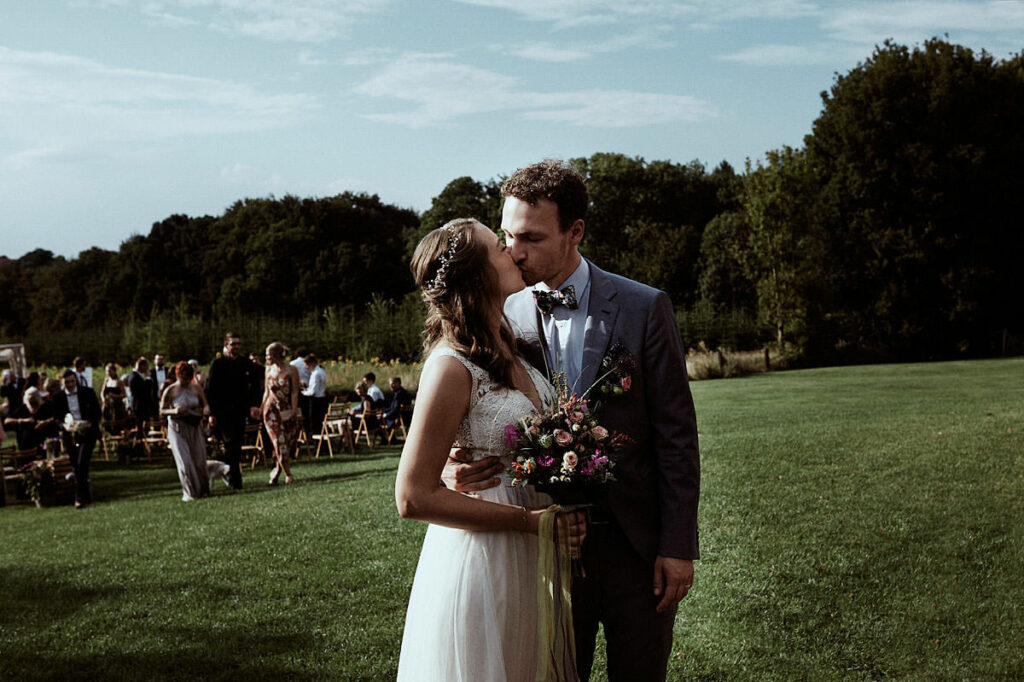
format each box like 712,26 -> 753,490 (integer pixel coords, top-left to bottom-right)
2,38 -> 1021,366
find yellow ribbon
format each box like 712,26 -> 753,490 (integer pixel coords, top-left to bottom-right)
535,505 -> 579,682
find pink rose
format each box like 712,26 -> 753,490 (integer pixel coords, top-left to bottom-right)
569,411 -> 584,423
553,429 -> 572,446
562,452 -> 578,469
620,375 -> 632,391
528,425 -> 540,436
592,425 -> 608,441
504,424 -> 519,448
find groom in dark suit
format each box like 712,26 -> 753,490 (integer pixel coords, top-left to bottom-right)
206,332 -> 261,489
447,160 -> 700,681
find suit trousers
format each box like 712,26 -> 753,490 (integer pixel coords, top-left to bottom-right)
298,394 -> 312,437
309,396 -> 329,439
573,515 -> 677,682
215,419 -> 245,489
64,432 -> 97,504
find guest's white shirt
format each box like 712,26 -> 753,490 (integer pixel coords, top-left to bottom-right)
77,367 -> 93,389
291,357 -> 312,385
65,388 -> 82,421
535,258 -> 591,392
303,366 -> 327,398
367,383 -> 385,405
154,365 -> 167,386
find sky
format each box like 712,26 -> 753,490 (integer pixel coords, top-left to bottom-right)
1,1 -> 1022,260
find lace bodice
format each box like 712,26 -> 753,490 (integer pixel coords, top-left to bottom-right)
426,346 -> 554,464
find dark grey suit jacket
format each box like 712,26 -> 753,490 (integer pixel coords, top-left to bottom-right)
505,260 -> 700,562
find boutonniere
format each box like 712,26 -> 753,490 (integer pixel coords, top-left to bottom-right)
590,342 -> 637,398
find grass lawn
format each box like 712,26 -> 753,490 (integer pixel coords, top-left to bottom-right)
2,358 -> 1022,680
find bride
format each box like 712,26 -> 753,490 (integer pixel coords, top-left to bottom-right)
396,218 -> 586,681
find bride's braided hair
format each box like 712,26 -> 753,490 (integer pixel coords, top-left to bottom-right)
411,218 -> 521,389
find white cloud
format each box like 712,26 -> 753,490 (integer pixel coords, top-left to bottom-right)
454,0 -> 817,26
824,1 -> 1024,45
87,0 -> 393,43
0,46 -> 318,153
719,42 -> 861,66
352,54 -> 715,128
718,1 -> 1024,67
503,25 -> 675,62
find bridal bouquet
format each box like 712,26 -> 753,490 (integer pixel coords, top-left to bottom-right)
505,392 -> 627,489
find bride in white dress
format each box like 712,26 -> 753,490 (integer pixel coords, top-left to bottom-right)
396,218 -> 585,681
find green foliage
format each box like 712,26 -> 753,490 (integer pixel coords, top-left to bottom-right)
804,38 -> 1024,359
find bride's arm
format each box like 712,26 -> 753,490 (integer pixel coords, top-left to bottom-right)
395,355 -> 540,534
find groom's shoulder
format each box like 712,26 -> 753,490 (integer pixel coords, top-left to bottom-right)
590,261 -> 664,306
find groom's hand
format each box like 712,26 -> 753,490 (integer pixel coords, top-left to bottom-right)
653,556 -> 693,613
441,448 -> 503,493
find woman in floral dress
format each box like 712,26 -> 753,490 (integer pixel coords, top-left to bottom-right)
262,342 -> 300,485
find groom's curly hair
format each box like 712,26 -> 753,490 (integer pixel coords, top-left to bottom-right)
411,218 -> 522,389
500,159 -> 588,232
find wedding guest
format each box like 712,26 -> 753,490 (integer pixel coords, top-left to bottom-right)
290,347 -> 312,436
2,369 -> 25,416
361,372 -> 384,408
188,359 -> 205,389
347,382 -> 377,432
52,369 -> 101,509
159,364 -> 177,403
262,342 -> 300,486
100,363 -> 129,423
43,377 -> 61,402
383,377 -> 412,430
206,332 -> 261,489
24,371 -> 40,400
129,357 -> 156,438
302,353 -> 328,437
4,386 -> 57,453
160,361 -> 210,501
73,356 -> 93,389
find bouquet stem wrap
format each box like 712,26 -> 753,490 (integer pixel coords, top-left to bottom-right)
535,505 -> 579,682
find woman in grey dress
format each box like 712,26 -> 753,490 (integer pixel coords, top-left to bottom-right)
160,360 -> 210,501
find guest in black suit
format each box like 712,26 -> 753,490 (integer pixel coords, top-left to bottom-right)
383,377 -> 412,429
52,369 -> 102,508
206,332 -> 261,489
128,357 -> 155,438
150,353 -> 169,406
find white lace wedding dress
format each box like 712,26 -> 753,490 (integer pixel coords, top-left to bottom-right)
397,346 -> 554,682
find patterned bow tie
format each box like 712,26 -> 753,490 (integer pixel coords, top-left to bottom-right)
533,285 -> 578,314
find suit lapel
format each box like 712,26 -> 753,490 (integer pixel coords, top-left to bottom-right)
578,262 -> 619,395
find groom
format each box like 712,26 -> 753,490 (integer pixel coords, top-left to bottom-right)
447,160 -> 700,680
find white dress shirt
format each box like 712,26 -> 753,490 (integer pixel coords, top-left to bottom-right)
65,388 -> 82,421
535,258 -> 591,392
291,357 -> 312,385
367,383 -> 385,405
303,366 -> 327,398
154,366 -> 167,386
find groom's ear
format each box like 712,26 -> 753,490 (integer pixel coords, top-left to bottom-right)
568,219 -> 585,246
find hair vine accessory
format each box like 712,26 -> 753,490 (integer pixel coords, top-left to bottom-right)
427,224 -> 461,290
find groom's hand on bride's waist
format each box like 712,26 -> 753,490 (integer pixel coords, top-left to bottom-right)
442,448 -> 503,493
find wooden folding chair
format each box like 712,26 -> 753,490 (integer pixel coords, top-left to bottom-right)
140,418 -> 168,458
100,417 -> 135,461
243,423 -> 267,469
353,410 -> 385,450
1,446 -> 42,504
384,405 -> 413,445
312,401 -> 353,458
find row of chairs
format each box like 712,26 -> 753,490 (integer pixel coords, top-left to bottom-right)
311,400 -> 412,458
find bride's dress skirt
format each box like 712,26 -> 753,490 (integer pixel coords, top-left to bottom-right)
397,482 -> 551,682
